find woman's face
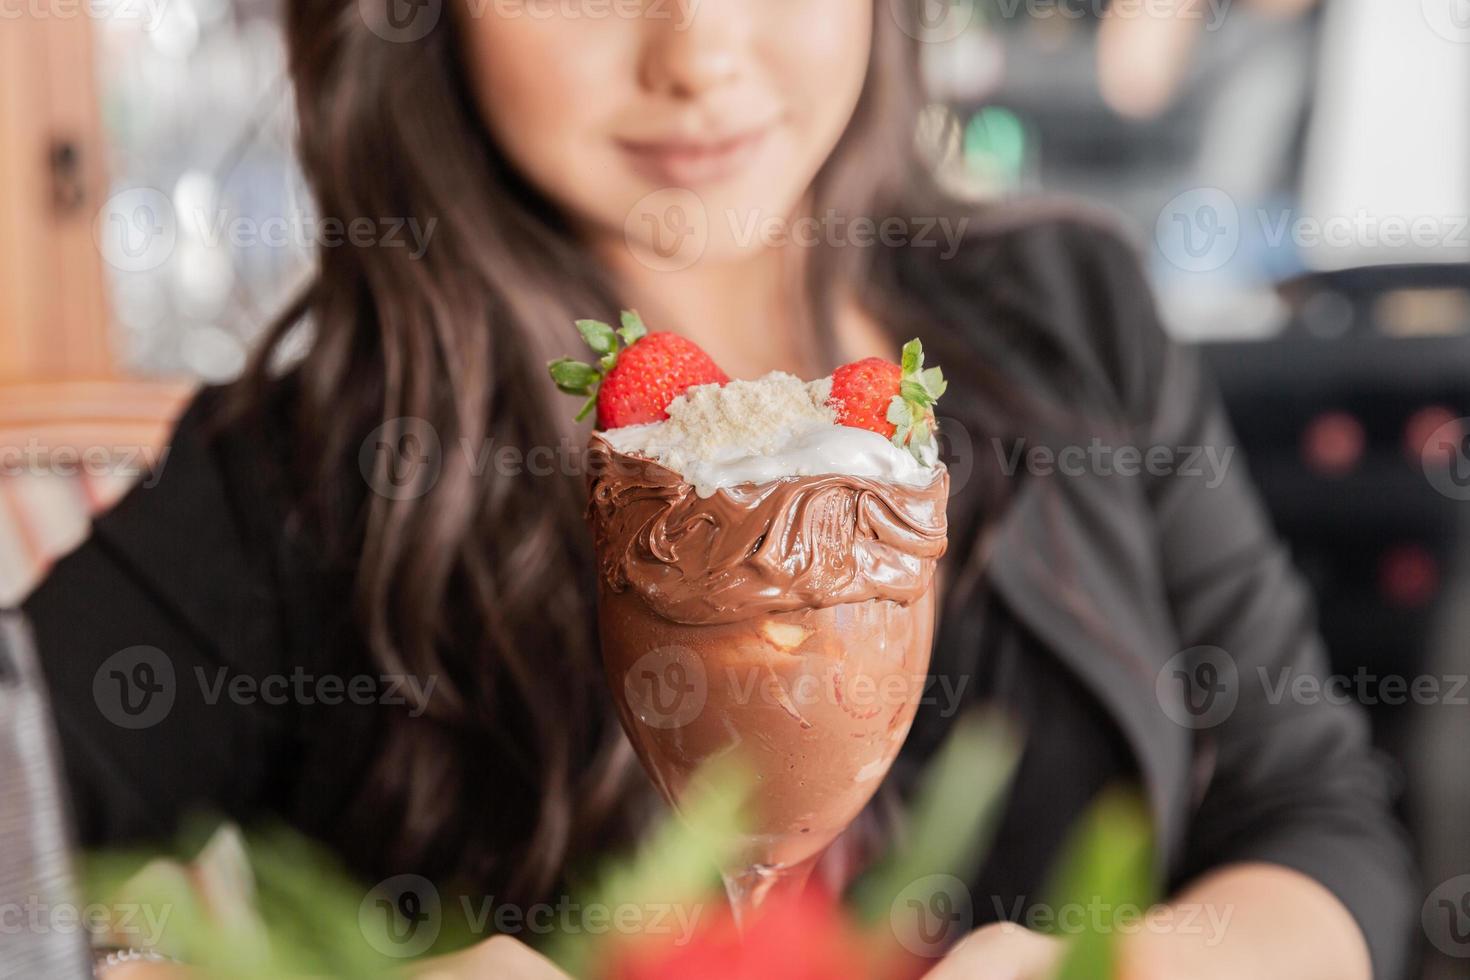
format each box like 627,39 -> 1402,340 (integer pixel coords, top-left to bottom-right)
457,0 -> 874,267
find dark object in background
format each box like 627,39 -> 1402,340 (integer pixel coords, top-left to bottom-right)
0,612 -> 90,980
1204,265 -> 1470,976
1203,266 -> 1470,759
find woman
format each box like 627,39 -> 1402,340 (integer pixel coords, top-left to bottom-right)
27,1 -> 1414,977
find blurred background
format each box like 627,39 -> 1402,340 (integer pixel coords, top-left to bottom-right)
1,1 -> 1466,975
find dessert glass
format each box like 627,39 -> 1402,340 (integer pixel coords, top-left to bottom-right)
588,437 -> 948,924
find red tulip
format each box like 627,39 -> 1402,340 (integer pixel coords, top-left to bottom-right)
602,887 -> 871,980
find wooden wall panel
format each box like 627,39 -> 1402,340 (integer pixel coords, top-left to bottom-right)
0,8 -> 112,383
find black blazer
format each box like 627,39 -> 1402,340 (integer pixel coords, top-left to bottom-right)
23,218 -> 1416,977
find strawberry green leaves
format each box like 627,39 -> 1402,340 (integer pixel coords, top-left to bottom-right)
887,338 -> 947,462
546,359 -> 602,423
548,310 -> 650,423
574,318 -> 616,355
617,309 -> 648,345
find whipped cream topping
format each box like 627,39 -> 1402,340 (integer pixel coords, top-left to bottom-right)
600,371 -> 940,497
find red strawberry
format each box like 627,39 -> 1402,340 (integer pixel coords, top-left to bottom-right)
828,357 -> 902,437
827,339 -> 947,461
547,311 -> 729,429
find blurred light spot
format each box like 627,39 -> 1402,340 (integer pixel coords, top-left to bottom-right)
1298,289 -> 1354,338
150,0 -> 200,59
175,239 -> 235,319
172,170 -> 218,239
923,31 -> 1004,103
1405,406 -> 1462,469
963,108 -> 1027,191
1379,544 -> 1439,610
1374,289 -> 1470,338
181,325 -> 246,382
193,0 -> 229,27
111,275 -> 168,332
1302,411 -> 1365,477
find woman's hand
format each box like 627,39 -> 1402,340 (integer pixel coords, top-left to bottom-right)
924,864 -> 1370,980
921,922 -> 1064,980
410,935 -> 571,980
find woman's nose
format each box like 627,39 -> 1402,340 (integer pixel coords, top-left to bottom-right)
639,0 -> 746,99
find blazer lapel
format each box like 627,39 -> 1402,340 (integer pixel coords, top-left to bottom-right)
983,469 -> 1193,871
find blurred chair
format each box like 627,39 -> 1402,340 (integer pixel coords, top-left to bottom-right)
0,612 -> 91,979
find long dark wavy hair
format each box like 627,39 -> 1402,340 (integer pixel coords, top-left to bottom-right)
230,0 -> 1037,905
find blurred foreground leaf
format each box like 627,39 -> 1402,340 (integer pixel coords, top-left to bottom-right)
83,821 -> 403,978
1044,789 -> 1156,980
847,709 -> 1020,926
545,754 -> 754,978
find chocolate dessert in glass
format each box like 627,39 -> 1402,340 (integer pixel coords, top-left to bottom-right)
551,315 -> 949,925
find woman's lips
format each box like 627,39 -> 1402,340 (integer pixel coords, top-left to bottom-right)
617,124 -> 776,187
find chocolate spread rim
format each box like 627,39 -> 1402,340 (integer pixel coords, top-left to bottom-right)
586,433 -> 950,625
